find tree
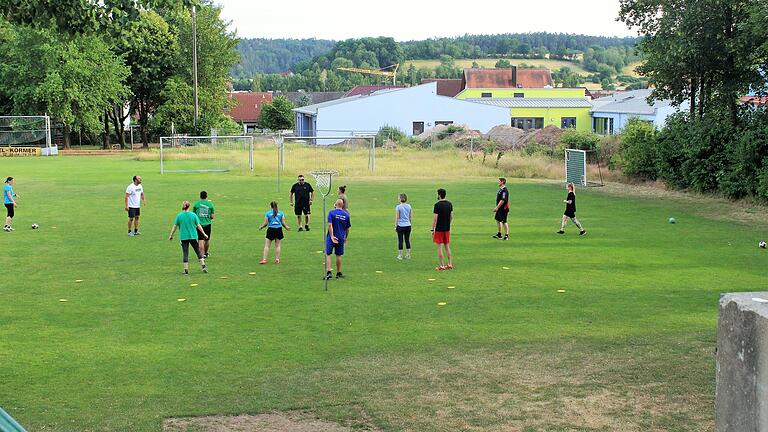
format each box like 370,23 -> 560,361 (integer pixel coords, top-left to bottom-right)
257,96 -> 294,131
495,59 -> 512,68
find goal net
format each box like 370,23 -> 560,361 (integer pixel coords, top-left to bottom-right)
160,135 -> 254,173
0,116 -> 54,155
565,148 -> 587,186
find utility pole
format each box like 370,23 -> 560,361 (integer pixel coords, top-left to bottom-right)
192,5 -> 199,131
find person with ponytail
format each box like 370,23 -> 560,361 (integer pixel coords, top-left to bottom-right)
168,200 -> 208,275
3,177 -> 18,232
557,183 -> 586,236
258,201 -> 290,264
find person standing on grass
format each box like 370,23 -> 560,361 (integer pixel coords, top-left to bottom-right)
193,191 -> 215,258
289,174 -> 314,231
258,201 -> 290,264
338,185 -> 349,213
395,193 -> 412,260
492,177 -> 510,240
168,200 -> 208,275
432,188 -> 453,270
557,182 -> 586,236
3,177 -> 18,232
125,175 -> 145,237
325,199 -> 351,280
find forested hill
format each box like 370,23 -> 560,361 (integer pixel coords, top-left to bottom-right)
232,38 -> 335,76
233,33 -> 640,78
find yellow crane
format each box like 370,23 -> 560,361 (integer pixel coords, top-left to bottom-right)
335,64 -> 399,85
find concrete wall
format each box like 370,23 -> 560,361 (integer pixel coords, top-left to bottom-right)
716,292 -> 768,431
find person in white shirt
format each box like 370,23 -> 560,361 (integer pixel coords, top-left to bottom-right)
125,175 -> 146,236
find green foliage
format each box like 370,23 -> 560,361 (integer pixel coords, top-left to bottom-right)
494,59 -> 512,68
375,125 -> 407,147
552,67 -> 584,87
436,125 -> 465,140
619,118 -> 659,181
257,95 -> 294,131
559,129 -> 600,152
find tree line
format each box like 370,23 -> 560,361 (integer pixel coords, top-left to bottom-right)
0,0 -> 240,148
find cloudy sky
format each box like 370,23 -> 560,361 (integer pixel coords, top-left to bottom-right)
215,0 -> 637,41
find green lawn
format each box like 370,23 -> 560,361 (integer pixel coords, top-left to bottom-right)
0,154 -> 764,431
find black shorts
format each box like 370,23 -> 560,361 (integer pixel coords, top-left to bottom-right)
564,212 -> 576,219
495,208 -> 509,223
266,227 -> 284,240
5,203 -> 13,218
294,201 -> 311,216
198,224 -> 211,240
128,207 -> 140,218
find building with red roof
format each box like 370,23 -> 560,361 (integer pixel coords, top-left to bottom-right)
224,92 -> 273,133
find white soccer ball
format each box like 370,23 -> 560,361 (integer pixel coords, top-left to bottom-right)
760,240 -> 767,249
31,223 -> 39,230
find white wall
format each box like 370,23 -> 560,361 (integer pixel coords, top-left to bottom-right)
313,83 -> 510,144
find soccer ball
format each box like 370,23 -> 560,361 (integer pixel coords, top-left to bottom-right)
668,217 -> 676,224
760,241 -> 767,249
31,223 -> 39,230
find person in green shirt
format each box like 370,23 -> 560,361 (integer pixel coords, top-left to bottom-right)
169,200 -> 209,275
192,191 -> 215,258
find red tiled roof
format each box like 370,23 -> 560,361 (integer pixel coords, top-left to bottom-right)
463,68 -> 516,89
344,85 -> 404,97
741,96 -> 768,106
421,79 -> 463,97
516,69 -> 553,88
225,92 -> 273,123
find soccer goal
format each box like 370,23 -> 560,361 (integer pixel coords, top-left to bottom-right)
565,148 -> 604,187
0,115 -> 55,156
159,135 -> 254,173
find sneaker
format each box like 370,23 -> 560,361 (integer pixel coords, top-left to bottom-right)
202,265 -> 208,273
298,227 -> 304,232
134,231 -> 141,236
274,258 -> 280,264
397,255 -> 403,260
305,225 -> 310,231
7,227 -> 14,231
503,235 -> 509,240
259,260 -> 267,265
492,233 -> 502,239
128,231 -> 134,237
336,272 -> 344,279
579,230 -> 587,236
183,270 -> 189,276
405,255 -> 411,260
436,265 -> 447,271
204,253 -> 209,259
557,230 -> 565,235
3,226 -> 9,232
446,264 -> 453,270
324,271 -> 333,280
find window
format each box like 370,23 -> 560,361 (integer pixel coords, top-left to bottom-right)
514,93 -> 525,98
512,118 -> 544,130
413,121 -> 425,135
435,121 -> 454,126
561,117 -> 577,128
481,92 -> 492,98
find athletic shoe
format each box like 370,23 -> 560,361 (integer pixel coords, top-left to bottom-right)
259,260 -> 267,264
324,271 -> 333,280
305,225 -> 310,231
436,265 -> 447,271
446,264 -> 453,270
204,253 -> 209,259
557,230 -> 565,234
183,270 -> 189,276
503,235 -> 509,240
3,227 -> 9,232
128,231 -> 134,236
298,227 -> 304,232
274,259 -> 280,264
134,231 -> 141,236
492,233 -> 502,239
579,230 -> 587,236
202,265 -> 208,273
405,255 -> 411,260
7,227 -> 14,231
397,255 -> 403,260
336,272 -> 344,279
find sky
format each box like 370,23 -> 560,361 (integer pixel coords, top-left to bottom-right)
215,0 -> 637,41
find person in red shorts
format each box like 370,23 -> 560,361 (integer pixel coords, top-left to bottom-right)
431,188 -> 453,270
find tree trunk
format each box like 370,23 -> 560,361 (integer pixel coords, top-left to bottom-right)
689,77 -> 697,117
102,109 -> 110,149
110,104 -> 127,149
63,124 -> 71,149
139,101 -> 149,149
698,75 -> 705,119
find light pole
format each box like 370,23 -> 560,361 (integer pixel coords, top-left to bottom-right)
192,5 -> 199,131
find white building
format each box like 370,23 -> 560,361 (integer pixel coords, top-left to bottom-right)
590,89 -> 688,135
293,82 -> 510,143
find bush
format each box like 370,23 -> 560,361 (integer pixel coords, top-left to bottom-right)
599,135 -> 621,169
559,129 -> 600,152
375,125 -> 407,147
436,124 -> 465,140
619,118 -> 659,181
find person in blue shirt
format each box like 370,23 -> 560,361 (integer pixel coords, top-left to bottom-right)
4,177 -> 18,232
325,199 -> 351,280
258,201 -> 290,264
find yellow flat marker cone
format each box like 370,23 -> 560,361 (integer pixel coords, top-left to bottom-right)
502,266 -> 510,270
177,298 -> 186,302
375,270 -> 383,274
437,302 -> 447,306
447,286 -> 456,289
428,278 -> 436,281
557,289 -> 566,293
75,279 -> 83,283
248,272 -> 256,275
315,250 -> 323,254
219,276 -> 228,279
51,226 -> 58,229
59,299 -> 68,302
190,283 -> 198,287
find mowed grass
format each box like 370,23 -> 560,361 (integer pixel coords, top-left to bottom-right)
0,153 -> 765,431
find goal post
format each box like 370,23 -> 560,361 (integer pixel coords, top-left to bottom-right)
159,135 -> 254,174
565,148 -> 587,187
0,115 -> 55,156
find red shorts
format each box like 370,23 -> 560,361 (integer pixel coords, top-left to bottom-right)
433,230 -> 450,244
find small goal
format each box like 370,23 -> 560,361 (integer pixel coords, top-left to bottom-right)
565,148 -> 604,187
0,115 -> 56,156
160,135 -> 254,174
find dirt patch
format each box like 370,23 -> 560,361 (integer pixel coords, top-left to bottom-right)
486,125 -> 529,150
163,410 -> 381,432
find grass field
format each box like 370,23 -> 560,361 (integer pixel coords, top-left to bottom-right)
1,151 -> 766,431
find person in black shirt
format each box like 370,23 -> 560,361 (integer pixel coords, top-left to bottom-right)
289,174 -> 315,231
557,183 -> 586,235
492,177 -> 510,240
431,188 -> 453,270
